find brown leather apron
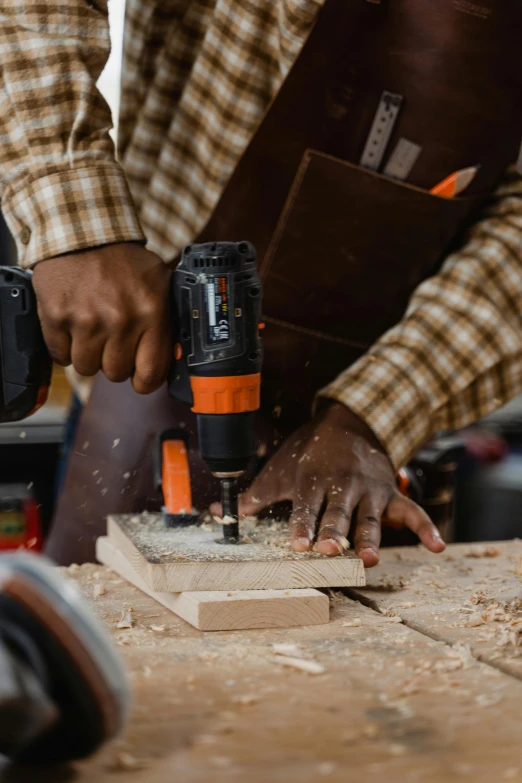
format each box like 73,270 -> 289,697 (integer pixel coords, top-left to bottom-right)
47,0 -> 522,563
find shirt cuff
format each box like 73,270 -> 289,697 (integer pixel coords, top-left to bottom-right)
317,353 -> 433,470
2,165 -> 146,267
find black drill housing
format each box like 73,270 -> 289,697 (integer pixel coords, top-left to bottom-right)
169,242 -> 263,475
0,268 -> 52,423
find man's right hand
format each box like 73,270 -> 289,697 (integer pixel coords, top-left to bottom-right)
32,242 -> 172,394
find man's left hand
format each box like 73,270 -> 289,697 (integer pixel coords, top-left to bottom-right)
211,403 -> 446,566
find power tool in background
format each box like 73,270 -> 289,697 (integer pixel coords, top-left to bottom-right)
0,484 -> 43,552
0,551 -> 128,763
397,435 -> 466,537
0,267 -> 52,423
164,241 -> 263,543
0,268 -> 52,552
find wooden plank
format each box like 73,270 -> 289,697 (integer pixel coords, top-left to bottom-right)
107,514 -> 365,592
349,540 -> 522,681
61,560 -> 522,783
96,537 -> 329,631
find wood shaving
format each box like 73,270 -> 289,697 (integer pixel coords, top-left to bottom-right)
338,536 -> 350,551
92,583 -> 106,598
342,618 -> 362,628
150,625 -> 166,632
271,642 -> 302,657
427,579 -> 448,589
465,613 -> 486,628
211,757 -> 232,768
382,609 -> 403,623
475,693 -> 503,708
317,762 -> 336,775
515,557 -> 522,577
195,734 -> 218,746
116,608 -> 134,629
232,694 -> 259,706
372,577 -> 408,591
273,655 -> 325,675
466,545 -> 501,558
113,752 -> 141,771
388,744 -> 407,756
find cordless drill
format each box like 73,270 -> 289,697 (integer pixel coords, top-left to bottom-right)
0,267 -> 52,424
168,241 -> 263,543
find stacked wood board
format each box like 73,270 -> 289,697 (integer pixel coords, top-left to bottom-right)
96,513 -> 365,631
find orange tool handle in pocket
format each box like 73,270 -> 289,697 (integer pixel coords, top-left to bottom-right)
162,439 -> 193,515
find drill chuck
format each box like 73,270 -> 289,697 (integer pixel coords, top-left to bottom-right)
197,411 -> 257,475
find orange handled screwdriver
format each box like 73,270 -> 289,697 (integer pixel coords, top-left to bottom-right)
430,165 -> 479,199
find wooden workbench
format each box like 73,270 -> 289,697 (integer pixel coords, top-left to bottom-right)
4,540 -> 522,783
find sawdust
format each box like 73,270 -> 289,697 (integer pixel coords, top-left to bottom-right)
116,512 -> 358,564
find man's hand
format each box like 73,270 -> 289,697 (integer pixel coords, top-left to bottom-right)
213,403 -> 446,566
32,243 -> 172,394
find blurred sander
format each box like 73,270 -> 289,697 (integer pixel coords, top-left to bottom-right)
0,552 -> 128,763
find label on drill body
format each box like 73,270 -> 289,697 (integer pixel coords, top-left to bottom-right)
204,276 -> 231,345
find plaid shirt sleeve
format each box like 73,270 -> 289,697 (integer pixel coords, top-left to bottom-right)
319,166 -> 522,470
0,0 -> 145,268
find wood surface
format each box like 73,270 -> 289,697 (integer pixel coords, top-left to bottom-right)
107,514 -> 365,592
96,536 -> 330,631
350,540 -> 522,680
5,543 -> 522,783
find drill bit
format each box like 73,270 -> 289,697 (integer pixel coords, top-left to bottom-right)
220,477 -> 240,543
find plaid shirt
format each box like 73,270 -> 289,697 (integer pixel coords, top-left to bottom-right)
2,0 -> 522,469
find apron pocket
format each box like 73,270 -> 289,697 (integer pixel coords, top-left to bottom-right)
261,149 -> 485,348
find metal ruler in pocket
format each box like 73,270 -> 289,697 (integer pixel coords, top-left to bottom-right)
360,91 -> 403,171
